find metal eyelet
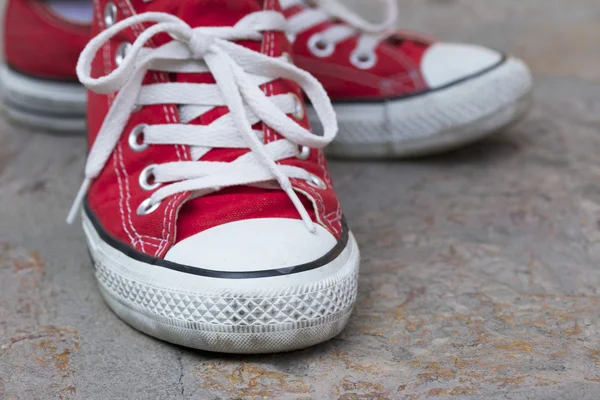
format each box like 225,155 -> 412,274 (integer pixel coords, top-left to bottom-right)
290,93 -> 305,120
128,124 -> 148,152
115,42 -> 131,67
350,50 -> 378,70
138,165 -> 160,191
296,146 -> 311,161
308,34 -> 335,58
136,198 -> 160,216
306,174 -> 327,190
104,2 -> 117,28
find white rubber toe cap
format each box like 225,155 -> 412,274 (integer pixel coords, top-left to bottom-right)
165,218 -> 337,272
421,43 -> 503,89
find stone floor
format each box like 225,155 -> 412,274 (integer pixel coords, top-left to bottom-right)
2,1 -> 600,399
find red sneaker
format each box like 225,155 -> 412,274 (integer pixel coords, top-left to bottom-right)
68,0 -> 359,354
281,0 -> 534,158
0,0 -> 90,132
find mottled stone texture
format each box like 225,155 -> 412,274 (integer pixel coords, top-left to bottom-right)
1,0 -> 600,399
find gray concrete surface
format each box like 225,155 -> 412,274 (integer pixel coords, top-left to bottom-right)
2,0 -> 600,399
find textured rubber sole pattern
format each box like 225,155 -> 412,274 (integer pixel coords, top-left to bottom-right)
83,214 -> 360,354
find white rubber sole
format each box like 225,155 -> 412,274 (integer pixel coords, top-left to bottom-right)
82,213 -> 360,354
309,57 -> 534,159
0,64 -> 86,133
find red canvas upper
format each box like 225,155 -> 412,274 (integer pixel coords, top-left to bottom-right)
282,3 -> 434,101
4,0 -> 90,80
85,0 -> 343,258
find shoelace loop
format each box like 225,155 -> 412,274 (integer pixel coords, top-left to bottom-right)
312,0 -> 398,36
282,0 -> 398,65
67,11 -> 339,233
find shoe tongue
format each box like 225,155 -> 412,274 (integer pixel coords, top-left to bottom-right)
143,0 -> 276,68
146,0 -> 264,29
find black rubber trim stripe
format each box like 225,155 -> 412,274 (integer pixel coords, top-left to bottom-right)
326,54 -> 508,105
84,200 -> 350,279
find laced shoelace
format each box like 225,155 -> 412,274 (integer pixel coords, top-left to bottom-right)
67,11 -> 339,233
280,0 -> 398,68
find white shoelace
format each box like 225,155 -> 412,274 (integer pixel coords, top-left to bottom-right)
67,11 -> 339,233
280,0 -> 397,66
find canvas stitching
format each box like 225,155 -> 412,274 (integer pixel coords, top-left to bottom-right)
112,143 -> 140,248
157,82 -> 188,257
117,143 -> 163,249
317,149 -> 342,235
120,0 -> 184,255
262,0 -> 276,144
95,0 -> 147,250
156,102 -> 179,256
309,150 -> 342,236
102,1 -> 165,250
157,139 -> 184,257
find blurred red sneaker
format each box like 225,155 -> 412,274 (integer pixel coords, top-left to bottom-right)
1,0 -> 90,132
281,0 -> 534,158
68,0 -> 359,353
1,0 -> 533,158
